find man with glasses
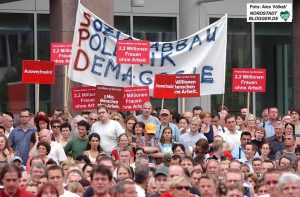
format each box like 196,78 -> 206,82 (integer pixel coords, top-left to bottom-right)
88,112 -> 98,127
8,108 -> 36,165
91,105 -> 124,154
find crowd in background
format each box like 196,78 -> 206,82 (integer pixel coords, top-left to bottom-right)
0,102 -> 300,197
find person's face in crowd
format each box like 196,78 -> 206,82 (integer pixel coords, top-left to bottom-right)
179,119 -> 188,130
20,171 -> 30,187
39,120 -> 48,130
226,189 -> 244,197
97,108 -> 109,122
282,116 -> 292,124
2,171 -> 20,196
202,114 -> 211,125
189,120 -> 200,133
268,108 -> 278,120
225,172 -> 243,187
236,116 -> 244,126
193,110 -> 202,118
147,178 -> 157,196
219,110 -> 228,120
31,166 -> 45,182
244,144 -> 255,159
260,144 -> 270,157
117,167 -> 130,181
219,163 -> 229,177
135,149 -> 144,157
48,169 -> 64,192
198,178 -> 217,197
39,129 -> 51,143
38,177 -> 48,189
119,150 -> 131,164
274,124 -> 284,138
61,127 -> 70,139
174,146 -> 185,156
170,158 -> 180,166
264,173 -> 280,193
160,113 -> 170,123
256,118 -> 261,126
253,160 -> 262,175
225,117 -> 236,132
241,165 -> 249,174
229,161 -> 241,170
51,123 -> 61,135
281,181 -> 300,196
291,111 -> 300,122
247,177 -> 256,189
280,158 -> 291,167
163,128 -> 172,142
168,166 -> 185,180
169,181 -> 191,197
119,183 -> 137,197
99,160 -> 114,173
91,173 -> 111,196
26,186 -> 38,195
240,135 -> 251,148
78,125 -> 88,138
3,115 -> 13,129
82,114 -> 89,120
285,134 -> 295,147
191,172 -> 201,187
0,128 -> 5,135
141,103 -> 152,116
53,110 -> 62,119
193,164 -> 203,172
90,136 -> 100,150
20,111 -> 30,125
183,112 -> 193,123
181,159 -> 193,173
83,165 -> 93,179
285,124 -> 294,135
246,116 -> 256,127
241,108 -> 249,115
262,109 -> 269,122
261,162 -> 274,175
206,161 -> 219,175
155,175 -> 168,194
62,165 -> 70,177
257,184 -> 268,196
37,145 -> 48,157
0,136 -> 6,150
126,119 -> 136,132
211,117 -> 219,127
67,173 -> 81,185
255,130 -> 264,141
88,113 -> 98,125
134,124 -> 144,135
119,135 -> 129,147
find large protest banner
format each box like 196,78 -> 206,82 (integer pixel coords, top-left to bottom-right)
68,3 -> 227,96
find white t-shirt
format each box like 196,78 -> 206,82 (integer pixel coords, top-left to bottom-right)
60,190 -> 79,197
91,120 -> 125,154
49,141 -> 67,164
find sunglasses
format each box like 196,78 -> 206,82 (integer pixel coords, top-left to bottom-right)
175,186 -> 191,191
113,118 -> 120,121
52,125 -> 60,128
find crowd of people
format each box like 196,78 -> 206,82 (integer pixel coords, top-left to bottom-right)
0,102 -> 300,197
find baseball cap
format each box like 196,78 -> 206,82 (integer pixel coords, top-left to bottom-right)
145,123 -> 156,134
155,166 -> 168,177
12,156 -> 23,163
159,109 -> 170,115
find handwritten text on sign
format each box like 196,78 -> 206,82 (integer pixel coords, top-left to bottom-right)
116,40 -> 150,64
72,86 -> 96,111
51,43 -> 72,65
232,68 -> 266,92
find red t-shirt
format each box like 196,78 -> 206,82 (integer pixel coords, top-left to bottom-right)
0,188 -> 36,197
111,149 -> 134,160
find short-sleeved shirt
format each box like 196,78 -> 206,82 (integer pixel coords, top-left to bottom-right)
259,121 -> 275,138
179,132 -> 207,153
64,138 -> 88,159
136,115 -> 160,130
91,120 -> 125,154
155,123 -> 180,142
49,141 -> 67,164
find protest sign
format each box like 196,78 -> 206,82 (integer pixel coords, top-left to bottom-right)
96,85 -> 123,111
72,86 -> 96,110
22,60 -> 55,84
68,2 -> 227,96
116,40 -> 150,64
174,74 -> 200,97
153,74 -> 176,99
123,86 -> 150,111
50,42 -> 72,65
232,68 -> 266,92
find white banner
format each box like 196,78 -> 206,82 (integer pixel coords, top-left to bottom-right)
68,3 -> 227,96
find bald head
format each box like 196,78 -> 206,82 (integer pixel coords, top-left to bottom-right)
39,129 -> 52,143
168,165 -> 185,180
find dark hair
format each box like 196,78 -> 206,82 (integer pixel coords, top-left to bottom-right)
86,133 -> 102,152
96,155 -> 113,165
295,145 -> 300,154
77,120 -> 90,131
171,154 -> 182,162
83,163 -> 94,173
0,126 -> 5,131
46,165 -> 64,178
133,122 -> 145,135
125,115 -> 137,123
193,106 -> 202,111
91,165 -> 113,181
225,114 -> 235,123
97,105 -> 109,113
4,111 -> 14,119
172,143 -> 185,153
37,141 -> 51,155
160,127 -> 173,145
46,158 -> 57,166
285,123 -> 295,134
241,131 -> 252,138
37,183 -> 59,197
179,117 -> 189,124
0,164 -> 21,180
75,155 -> 91,164
114,180 -> 136,196
134,165 -> 149,184
34,114 -> 50,131
82,111 -> 91,115
135,147 -> 145,154
60,122 -> 71,131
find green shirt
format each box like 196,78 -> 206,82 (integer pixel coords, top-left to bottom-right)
64,138 -> 88,159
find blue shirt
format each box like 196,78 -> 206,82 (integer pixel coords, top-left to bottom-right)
259,121 -> 275,138
155,123 -> 180,142
232,145 -> 260,159
8,125 -> 36,164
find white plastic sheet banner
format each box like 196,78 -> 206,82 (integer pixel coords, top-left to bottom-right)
68,2 -> 227,96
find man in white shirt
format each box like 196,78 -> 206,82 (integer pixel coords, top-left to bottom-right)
47,165 -> 79,197
220,114 -> 241,151
91,105 -> 124,154
39,129 -> 67,164
2,113 -> 14,138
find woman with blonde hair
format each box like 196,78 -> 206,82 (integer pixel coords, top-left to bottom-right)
0,134 -> 14,163
244,114 -> 257,139
160,176 -> 194,197
116,163 -> 133,182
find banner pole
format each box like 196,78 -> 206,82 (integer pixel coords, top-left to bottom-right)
221,94 -> 225,110
64,66 -> 67,108
247,92 -> 250,112
182,98 -> 186,113
161,98 -> 164,110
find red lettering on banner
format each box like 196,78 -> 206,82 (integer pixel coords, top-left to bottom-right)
78,28 -> 90,47
74,49 -> 89,71
80,12 -> 91,28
